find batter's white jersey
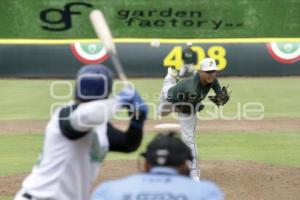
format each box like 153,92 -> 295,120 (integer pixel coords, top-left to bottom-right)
15,106 -> 109,200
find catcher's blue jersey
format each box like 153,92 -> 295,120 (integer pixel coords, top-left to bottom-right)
91,167 -> 224,200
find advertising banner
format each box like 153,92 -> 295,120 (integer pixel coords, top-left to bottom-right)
0,40 -> 299,77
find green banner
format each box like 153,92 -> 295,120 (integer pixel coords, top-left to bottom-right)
0,0 -> 299,38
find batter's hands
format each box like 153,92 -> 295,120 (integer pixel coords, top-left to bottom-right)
116,87 -> 148,127
116,87 -> 135,105
208,85 -> 231,106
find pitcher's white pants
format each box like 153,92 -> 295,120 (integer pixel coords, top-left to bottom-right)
157,70 -> 200,180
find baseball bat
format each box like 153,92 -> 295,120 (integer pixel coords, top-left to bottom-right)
89,10 -> 128,85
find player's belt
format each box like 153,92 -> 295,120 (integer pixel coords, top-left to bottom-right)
22,192 -> 32,199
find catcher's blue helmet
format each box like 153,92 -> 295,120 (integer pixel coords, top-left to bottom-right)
75,64 -> 113,102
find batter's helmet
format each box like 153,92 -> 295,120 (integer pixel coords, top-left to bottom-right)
75,64 -> 113,102
142,132 -> 193,167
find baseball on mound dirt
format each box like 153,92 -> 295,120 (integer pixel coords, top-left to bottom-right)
150,39 -> 160,47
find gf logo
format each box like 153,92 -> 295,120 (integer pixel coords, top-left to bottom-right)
40,2 -> 93,31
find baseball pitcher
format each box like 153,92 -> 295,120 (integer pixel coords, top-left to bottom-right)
158,58 -> 230,181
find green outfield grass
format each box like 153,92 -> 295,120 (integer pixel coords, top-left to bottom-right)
0,134 -> 43,176
108,132 -> 300,167
1,131 -> 300,178
0,77 -> 299,199
0,78 -> 299,120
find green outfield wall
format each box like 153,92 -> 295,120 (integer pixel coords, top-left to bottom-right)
0,0 -> 299,39
0,39 -> 299,77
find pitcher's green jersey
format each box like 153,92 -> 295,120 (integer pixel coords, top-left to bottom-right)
167,74 -> 222,114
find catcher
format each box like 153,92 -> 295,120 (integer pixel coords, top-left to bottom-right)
157,57 -> 230,181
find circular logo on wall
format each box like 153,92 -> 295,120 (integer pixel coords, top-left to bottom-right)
70,42 -> 109,64
267,42 -> 300,64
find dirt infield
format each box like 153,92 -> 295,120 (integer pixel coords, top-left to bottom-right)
2,160 -> 300,200
1,118 -> 300,133
1,118 -> 300,199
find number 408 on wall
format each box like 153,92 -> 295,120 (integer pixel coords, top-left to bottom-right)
163,45 -> 227,70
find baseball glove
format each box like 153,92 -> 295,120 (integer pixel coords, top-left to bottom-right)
208,85 -> 231,106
